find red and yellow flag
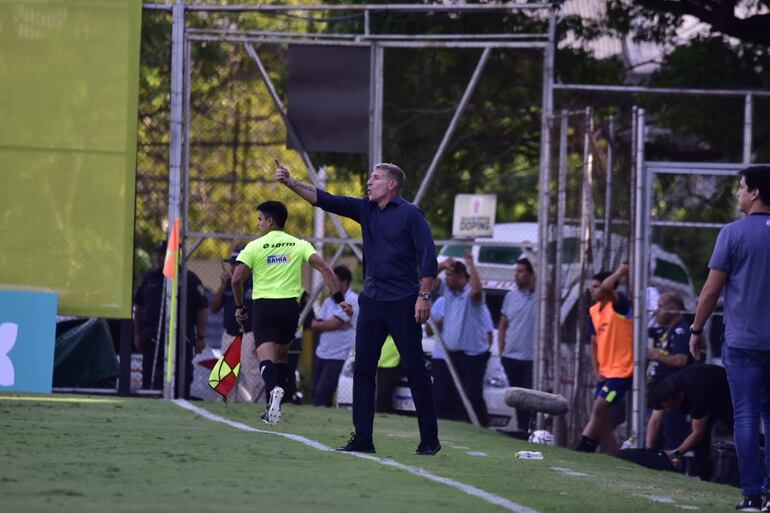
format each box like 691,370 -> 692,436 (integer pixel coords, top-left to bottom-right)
208,334 -> 242,401
162,218 -> 180,279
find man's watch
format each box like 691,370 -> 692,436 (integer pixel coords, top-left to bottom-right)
673,450 -> 684,460
418,292 -> 431,301
689,324 -> 703,336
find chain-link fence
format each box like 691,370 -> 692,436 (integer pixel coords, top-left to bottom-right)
126,6 -> 769,444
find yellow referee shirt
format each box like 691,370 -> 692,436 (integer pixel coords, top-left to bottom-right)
237,230 -> 316,300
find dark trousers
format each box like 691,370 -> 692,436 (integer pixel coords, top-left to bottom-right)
432,358 -> 455,420
444,351 -> 490,427
313,358 -> 345,407
142,337 -> 193,398
501,357 -> 533,432
353,294 -> 438,442
723,345 -> 770,496
376,365 -> 403,413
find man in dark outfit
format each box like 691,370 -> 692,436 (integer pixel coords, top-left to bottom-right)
276,160 -> 440,455
647,364 -> 733,481
133,242 -> 209,397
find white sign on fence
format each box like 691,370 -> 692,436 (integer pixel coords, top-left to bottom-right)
452,194 -> 497,238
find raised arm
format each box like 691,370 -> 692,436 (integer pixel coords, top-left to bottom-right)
464,251 -> 483,303
275,160 -> 318,204
308,253 -> 353,317
599,263 -> 629,304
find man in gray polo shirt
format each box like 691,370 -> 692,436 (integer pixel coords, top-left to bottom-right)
431,253 -> 491,426
687,166 -> 770,512
498,258 -> 536,433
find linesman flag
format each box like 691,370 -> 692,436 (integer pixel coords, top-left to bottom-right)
209,334 -> 242,401
162,219 -> 181,279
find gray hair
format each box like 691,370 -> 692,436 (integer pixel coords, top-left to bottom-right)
374,162 -> 405,190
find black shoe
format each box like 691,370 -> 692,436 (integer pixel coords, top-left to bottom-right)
736,496 -> 762,511
336,432 -> 376,453
415,439 -> 441,456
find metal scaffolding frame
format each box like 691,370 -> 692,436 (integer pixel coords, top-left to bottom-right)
145,1 -> 557,400
143,2 -> 770,448
628,112 -> 770,445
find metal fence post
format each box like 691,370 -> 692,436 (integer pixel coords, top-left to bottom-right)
631,109 -> 648,447
164,0 -> 185,400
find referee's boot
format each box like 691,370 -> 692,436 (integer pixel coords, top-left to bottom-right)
415,438 -> 441,456
336,432 -> 376,453
266,386 -> 284,425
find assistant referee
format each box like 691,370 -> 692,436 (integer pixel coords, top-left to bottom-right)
231,200 -> 352,425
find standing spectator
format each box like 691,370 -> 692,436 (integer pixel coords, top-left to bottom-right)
498,257 -> 536,433
209,250 -> 264,403
133,241 -> 209,398
231,201 -> 352,425
276,161 -> 440,455
687,166 -> 770,511
312,266 -> 359,407
646,364 -> 733,481
575,264 -> 633,455
645,292 -> 693,452
430,254 -> 490,427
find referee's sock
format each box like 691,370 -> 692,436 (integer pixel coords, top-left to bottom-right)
260,360 -> 276,397
275,362 -> 289,391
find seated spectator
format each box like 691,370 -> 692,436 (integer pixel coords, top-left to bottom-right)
646,291 -> 694,451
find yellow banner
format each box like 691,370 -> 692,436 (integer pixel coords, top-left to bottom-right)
0,0 -> 142,318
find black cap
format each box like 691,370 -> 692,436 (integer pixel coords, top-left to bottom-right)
448,260 -> 469,277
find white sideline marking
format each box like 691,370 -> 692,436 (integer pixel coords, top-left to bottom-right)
173,400 -> 540,513
467,451 -> 489,457
639,494 -> 699,510
550,466 -> 589,477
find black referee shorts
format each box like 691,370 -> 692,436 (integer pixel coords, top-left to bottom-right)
251,298 -> 300,345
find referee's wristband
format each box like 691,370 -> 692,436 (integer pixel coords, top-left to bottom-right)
332,291 -> 345,304
235,304 -> 244,310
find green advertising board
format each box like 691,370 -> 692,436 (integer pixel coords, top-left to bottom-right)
0,0 -> 142,318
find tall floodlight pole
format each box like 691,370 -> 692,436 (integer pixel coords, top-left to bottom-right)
534,7 -> 557,414
164,0 -> 185,400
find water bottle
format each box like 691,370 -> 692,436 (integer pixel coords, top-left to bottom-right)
620,437 -> 636,450
515,450 -> 544,460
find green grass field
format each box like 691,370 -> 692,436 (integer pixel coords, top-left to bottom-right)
0,394 -> 739,513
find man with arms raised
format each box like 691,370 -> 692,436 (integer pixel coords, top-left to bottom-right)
276,161 -> 440,455
575,264 -> 633,455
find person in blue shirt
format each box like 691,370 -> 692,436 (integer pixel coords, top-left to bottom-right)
687,166 -> 770,512
645,292 -> 693,453
276,160 -> 440,455
430,254 -> 490,427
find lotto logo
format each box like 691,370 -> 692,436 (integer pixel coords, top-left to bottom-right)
0,323 -> 18,386
266,254 -> 290,265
